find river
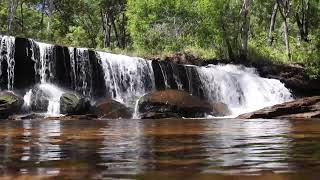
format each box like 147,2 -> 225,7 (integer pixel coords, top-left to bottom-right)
1,118 -> 320,179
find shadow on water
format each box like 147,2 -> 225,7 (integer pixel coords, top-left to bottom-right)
1,118 -> 320,179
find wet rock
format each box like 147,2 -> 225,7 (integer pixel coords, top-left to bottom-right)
60,93 -> 90,115
0,91 -> 24,119
30,86 -> 49,112
46,114 -> 98,121
150,52 -> 320,96
237,96 -> 320,119
89,50 -> 107,98
92,99 -> 132,119
14,37 -> 36,89
138,90 -> 213,119
8,113 -> 46,120
252,63 -> 320,96
164,52 -> 204,66
212,102 -> 231,117
54,46 -> 73,89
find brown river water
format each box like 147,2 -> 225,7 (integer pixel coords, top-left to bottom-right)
1,118 -> 320,180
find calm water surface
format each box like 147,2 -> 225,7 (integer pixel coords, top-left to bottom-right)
1,118 -> 320,179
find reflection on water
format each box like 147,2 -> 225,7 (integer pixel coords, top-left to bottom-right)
1,118 -> 320,179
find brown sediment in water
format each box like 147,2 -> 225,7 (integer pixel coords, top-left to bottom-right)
1,118 -> 320,179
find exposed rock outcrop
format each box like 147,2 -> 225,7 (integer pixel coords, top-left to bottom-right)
138,90 -> 213,119
252,63 -> 320,97
149,52 -> 320,96
30,86 -> 50,112
212,102 -> 231,117
46,114 -> 98,121
92,99 -> 132,119
0,91 -> 23,119
60,93 -> 90,115
237,96 -> 320,119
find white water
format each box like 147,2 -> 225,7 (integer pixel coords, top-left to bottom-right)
98,52 -> 155,107
37,42 -> 54,83
23,89 -> 32,111
197,64 -> 293,116
68,47 -> 92,96
0,36 -> 15,90
38,84 -> 65,116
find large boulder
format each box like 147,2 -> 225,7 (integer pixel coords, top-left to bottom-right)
92,99 -> 133,119
237,96 -> 320,119
30,86 -> 50,112
212,102 -> 231,117
138,90 -> 213,119
60,93 -> 90,115
0,91 -> 24,119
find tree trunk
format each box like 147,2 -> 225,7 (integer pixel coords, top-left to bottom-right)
276,0 -> 292,61
47,0 -> 54,41
240,0 -> 250,60
40,0 -> 46,36
101,10 -> 111,48
283,19 -> 291,60
120,12 -> 127,48
268,3 -> 278,45
20,1 -> 24,33
7,0 -> 18,34
296,0 -> 309,43
111,16 -> 121,48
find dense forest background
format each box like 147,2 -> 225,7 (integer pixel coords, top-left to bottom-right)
0,0 -> 320,78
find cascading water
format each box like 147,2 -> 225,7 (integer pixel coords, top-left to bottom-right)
36,42 -> 54,83
68,47 -> 92,97
197,64 -> 293,116
37,83 -> 65,116
0,35 -> 294,118
98,52 -> 155,107
23,89 -> 32,111
0,36 -> 15,90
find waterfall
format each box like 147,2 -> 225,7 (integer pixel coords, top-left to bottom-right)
0,36 -> 15,90
98,52 -> 155,107
197,64 -> 293,116
68,47 -> 92,97
36,42 -> 54,83
0,35 -> 294,118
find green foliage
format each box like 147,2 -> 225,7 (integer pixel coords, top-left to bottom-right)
0,0 -> 319,78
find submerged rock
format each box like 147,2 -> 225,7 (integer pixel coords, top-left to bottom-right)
92,99 -> 132,119
238,96 -> 320,119
138,89 -> 213,119
0,91 -> 24,119
60,93 -> 90,115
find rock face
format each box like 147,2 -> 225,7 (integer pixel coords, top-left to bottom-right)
138,90 -> 213,119
0,91 -> 23,119
151,60 -> 205,99
92,99 -> 132,119
150,53 -> 320,96
60,93 -> 90,115
238,96 -> 320,119
253,63 -> 320,96
30,86 -> 50,112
